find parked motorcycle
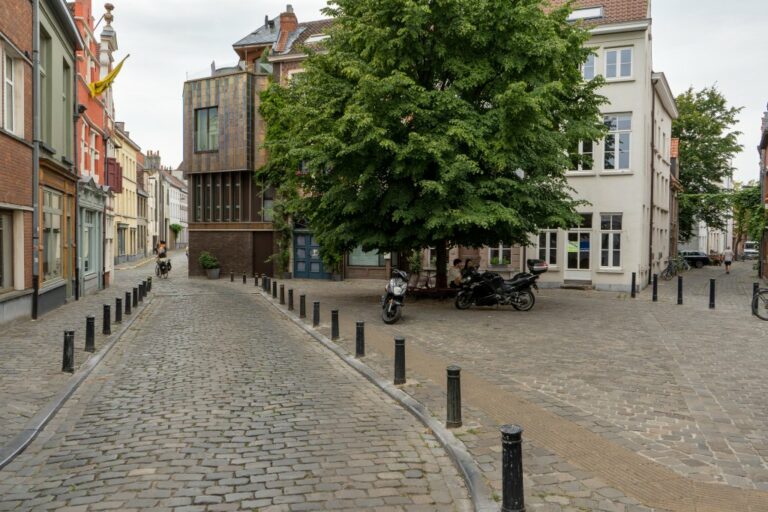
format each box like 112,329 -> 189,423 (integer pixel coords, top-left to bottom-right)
455,259 -> 548,311
381,269 -> 409,324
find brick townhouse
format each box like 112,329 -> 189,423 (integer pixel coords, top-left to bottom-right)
758,109 -> 768,279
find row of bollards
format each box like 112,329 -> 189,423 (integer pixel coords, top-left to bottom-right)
61,277 -> 153,374
253,274 -> 525,511
630,273 -> 761,312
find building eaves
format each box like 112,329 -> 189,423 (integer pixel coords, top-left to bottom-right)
652,72 -> 679,120
48,0 -> 84,50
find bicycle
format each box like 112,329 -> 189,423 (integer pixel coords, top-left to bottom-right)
752,287 -> 768,321
660,256 -> 690,281
155,258 -> 171,279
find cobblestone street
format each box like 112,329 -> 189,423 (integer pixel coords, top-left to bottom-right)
0,255 -> 470,511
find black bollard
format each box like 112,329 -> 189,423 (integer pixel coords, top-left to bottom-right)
115,297 -> 122,324
102,304 -> 111,335
132,287 -> 138,308
652,274 -> 658,302
331,310 -> 339,340
255,274 -> 258,287
299,294 -> 306,318
631,272 -> 637,298
677,275 -> 683,305
230,271 -> 234,282
272,281 -> 278,298
394,337 -> 406,385
754,282 -> 760,316
243,272 -> 246,284
138,283 -> 144,302
355,321 -> 365,358
312,301 -> 320,327
147,276 -> 152,292
446,366 -> 462,428
125,291 -> 132,315
288,289 -> 294,311
709,279 -> 716,309
85,316 -> 95,353
501,425 -> 525,512
280,285 -> 285,305
62,330 -> 75,373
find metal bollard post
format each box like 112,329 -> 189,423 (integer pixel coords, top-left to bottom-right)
677,275 -> 683,305
115,298 -> 122,324
132,287 -> 138,308
147,276 -> 152,292
255,274 -> 259,287
355,321 -> 365,357
631,272 -> 637,298
501,425 -> 525,512
394,337 -> 406,385
299,294 -> 306,318
125,291 -> 132,315
280,285 -> 285,305
312,301 -> 320,327
62,330 -> 75,373
138,283 -> 144,302
85,316 -> 95,353
272,281 -> 278,298
754,282 -> 760,316
446,366 -> 462,428
243,272 -> 246,284
102,304 -> 111,335
652,274 -> 658,302
331,310 -> 339,340
230,271 -> 234,282
709,279 -> 716,309
288,289 -> 294,311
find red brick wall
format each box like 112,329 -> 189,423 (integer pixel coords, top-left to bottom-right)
189,230 -> 276,277
0,0 -> 33,58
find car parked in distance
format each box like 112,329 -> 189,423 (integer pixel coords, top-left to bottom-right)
743,248 -> 759,260
679,250 -> 711,268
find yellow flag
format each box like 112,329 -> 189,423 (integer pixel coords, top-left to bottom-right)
88,54 -> 129,98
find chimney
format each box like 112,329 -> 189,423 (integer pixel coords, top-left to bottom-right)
274,5 -> 298,53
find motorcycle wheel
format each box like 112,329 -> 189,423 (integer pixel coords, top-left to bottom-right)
381,302 -> 402,324
455,291 -> 472,310
512,290 -> 535,311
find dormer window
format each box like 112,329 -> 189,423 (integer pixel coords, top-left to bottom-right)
568,7 -> 604,21
305,34 -> 330,44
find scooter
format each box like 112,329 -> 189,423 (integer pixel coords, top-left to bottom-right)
381,269 -> 408,324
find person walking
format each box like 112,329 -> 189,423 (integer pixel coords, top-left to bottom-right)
723,247 -> 734,274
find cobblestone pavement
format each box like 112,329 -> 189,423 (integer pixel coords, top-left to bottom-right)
266,261 -> 768,510
0,254 -> 162,449
0,257 -> 470,511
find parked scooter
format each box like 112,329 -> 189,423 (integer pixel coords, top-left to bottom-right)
381,269 -> 409,324
455,259 -> 548,311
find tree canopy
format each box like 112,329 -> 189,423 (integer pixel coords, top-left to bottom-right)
672,86 -> 743,241
732,184 -> 765,245
258,0 -> 607,279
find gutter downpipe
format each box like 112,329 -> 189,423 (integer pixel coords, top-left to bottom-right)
73,66 -> 80,301
649,78 -> 656,286
31,0 -> 40,319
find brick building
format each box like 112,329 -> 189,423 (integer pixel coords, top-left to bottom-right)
0,0 -> 34,323
758,109 -> 768,279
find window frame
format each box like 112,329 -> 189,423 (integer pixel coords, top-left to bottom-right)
569,140 -> 594,173
603,114 -> 632,172
537,230 -> 558,268
599,213 -> 623,269
42,188 -> 64,282
488,243 -> 513,267
582,53 -> 596,81
0,210 -> 13,291
604,47 -> 633,80
194,106 -> 219,152
4,53 -> 15,132
348,246 -> 386,267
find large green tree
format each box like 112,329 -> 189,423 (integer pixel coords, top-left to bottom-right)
732,184 -> 765,246
258,0 -> 606,285
673,86 -> 743,241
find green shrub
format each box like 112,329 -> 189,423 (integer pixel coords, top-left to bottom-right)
198,251 -> 220,269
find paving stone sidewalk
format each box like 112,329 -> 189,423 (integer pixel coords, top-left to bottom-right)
261,261 -> 768,511
0,261 -> 471,511
0,254 -> 164,450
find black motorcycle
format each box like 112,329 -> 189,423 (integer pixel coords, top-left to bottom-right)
381,269 -> 408,324
455,259 -> 548,311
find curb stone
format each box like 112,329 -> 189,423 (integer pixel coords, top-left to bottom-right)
255,287 -> 497,512
0,296 -> 156,470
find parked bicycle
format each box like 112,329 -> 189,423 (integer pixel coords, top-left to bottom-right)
660,256 -> 690,281
752,287 -> 768,321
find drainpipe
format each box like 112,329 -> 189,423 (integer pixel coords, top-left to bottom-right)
649,78 -> 657,285
73,87 -> 80,300
31,0 -> 40,319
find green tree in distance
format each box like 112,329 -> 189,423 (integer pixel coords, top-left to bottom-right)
673,86 -> 743,241
258,0 -> 606,286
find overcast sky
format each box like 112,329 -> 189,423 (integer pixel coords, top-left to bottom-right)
101,0 -> 765,183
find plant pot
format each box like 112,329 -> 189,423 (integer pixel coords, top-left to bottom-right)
281,272 -> 293,279
331,273 -> 343,282
206,268 -> 220,279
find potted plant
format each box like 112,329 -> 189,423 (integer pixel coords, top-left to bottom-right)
198,251 -> 220,279
322,251 -> 343,281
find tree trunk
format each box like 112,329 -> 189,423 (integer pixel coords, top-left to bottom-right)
435,240 -> 448,289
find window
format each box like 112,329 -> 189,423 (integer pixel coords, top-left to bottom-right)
569,140 -> 593,171
4,55 -> 14,131
194,107 -> 218,152
568,7 -> 603,21
582,54 -> 596,80
489,244 -> 513,266
40,29 -> 51,142
43,189 -> 63,281
0,211 -> 13,290
82,211 -> 94,273
604,114 -> 631,171
263,198 -> 274,222
600,214 -> 622,268
62,60 -> 71,159
605,47 -> 632,79
538,231 -> 558,266
349,246 -> 386,267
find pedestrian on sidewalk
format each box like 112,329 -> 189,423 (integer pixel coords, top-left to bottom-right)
723,247 -> 734,274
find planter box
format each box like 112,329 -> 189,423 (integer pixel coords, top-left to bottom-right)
281,272 -> 293,279
206,268 -> 221,280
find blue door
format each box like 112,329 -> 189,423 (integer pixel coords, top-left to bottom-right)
294,232 -> 330,279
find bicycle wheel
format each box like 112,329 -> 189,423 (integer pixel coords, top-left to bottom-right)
660,268 -> 673,281
752,290 -> 768,321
